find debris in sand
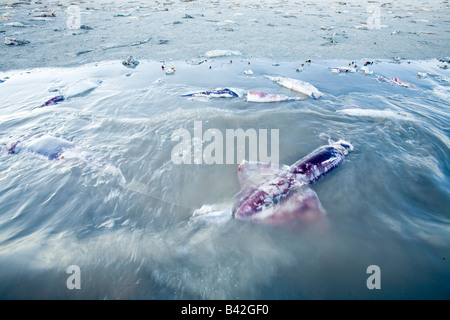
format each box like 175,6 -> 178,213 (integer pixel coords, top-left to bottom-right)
40,95 -> 65,107
75,50 -> 93,56
36,79 -> 102,108
114,13 -> 132,17
4,36 -> 29,45
33,9 -> 55,17
186,58 -> 207,65
122,56 -> 139,69
4,22 -> 33,27
204,50 -> 241,58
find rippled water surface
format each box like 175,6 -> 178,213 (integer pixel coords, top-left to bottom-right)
0,57 -> 449,299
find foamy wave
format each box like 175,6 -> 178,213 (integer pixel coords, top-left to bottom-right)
337,108 -> 417,121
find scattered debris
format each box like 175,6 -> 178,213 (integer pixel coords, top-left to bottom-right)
40,95 -> 65,107
377,77 -> 418,89
122,55 -> 139,69
330,66 -> 356,74
131,37 -> 152,47
165,67 -> 176,75
417,72 -> 427,78
33,9 -> 55,17
330,61 -> 358,73
265,75 -> 322,99
247,91 -> 307,103
354,24 -> 369,30
186,58 -> 207,65
29,17 -> 52,21
75,49 -> 93,56
426,73 -> 449,82
204,50 -> 241,58
36,78 -> 102,108
4,22 -> 32,27
360,66 -> 373,75
114,13 -> 132,17
181,88 -> 241,99
4,36 -> 29,45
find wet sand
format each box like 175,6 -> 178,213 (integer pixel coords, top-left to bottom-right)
1,0 -> 449,71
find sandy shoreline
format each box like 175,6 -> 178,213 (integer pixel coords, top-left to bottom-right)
0,0 -> 449,71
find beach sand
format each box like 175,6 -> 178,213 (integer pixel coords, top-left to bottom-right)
1,0 -> 449,71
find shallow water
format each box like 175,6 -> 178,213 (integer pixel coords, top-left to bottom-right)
0,56 -> 449,299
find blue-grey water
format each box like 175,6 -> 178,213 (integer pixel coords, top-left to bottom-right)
0,57 -> 449,299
